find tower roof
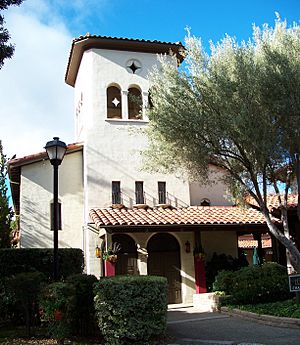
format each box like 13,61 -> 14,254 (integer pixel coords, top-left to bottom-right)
65,34 -> 185,87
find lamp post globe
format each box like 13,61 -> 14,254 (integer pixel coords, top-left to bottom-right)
45,137 -> 67,166
45,137 -> 67,281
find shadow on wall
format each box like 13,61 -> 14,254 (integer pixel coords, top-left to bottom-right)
21,196 -> 70,248
87,146 -> 189,207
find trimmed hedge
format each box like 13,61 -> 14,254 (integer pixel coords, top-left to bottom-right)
214,262 -> 291,304
0,248 -> 84,279
94,275 -> 168,345
65,274 -> 98,336
7,271 -> 46,336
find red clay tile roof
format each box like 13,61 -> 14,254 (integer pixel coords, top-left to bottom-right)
65,34 -> 185,87
247,194 -> 298,211
238,234 -> 272,248
267,194 -> 298,210
8,142 -> 83,168
89,205 -> 270,228
8,142 -> 83,215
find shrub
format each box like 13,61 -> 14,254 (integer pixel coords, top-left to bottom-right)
40,282 -> 75,344
213,270 -> 236,294
65,274 -> 98,336
0,248 -> 84,280
94,275 -> 168,345
7,271 -> 46,336
230,262 -> 291,304
0,277 -> 18,324
206,252 -> 248,291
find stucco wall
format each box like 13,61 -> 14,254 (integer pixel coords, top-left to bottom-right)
113,231 -> 195,304
73,47 -> 237,280
201,230 -> 238,261
189,166 -> 232,206
75,48 -> 229,214
19,151 -> 84,250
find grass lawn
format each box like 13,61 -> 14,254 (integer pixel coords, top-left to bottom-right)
227,298 -> 300,318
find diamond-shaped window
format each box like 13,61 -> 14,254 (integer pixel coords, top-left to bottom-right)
126,59 -> 142,74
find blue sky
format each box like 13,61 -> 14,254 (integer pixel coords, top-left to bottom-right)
0,0 -> 299,158
63,0 -> 300,46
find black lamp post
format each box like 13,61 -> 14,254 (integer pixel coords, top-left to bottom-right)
45,137 -> 67,280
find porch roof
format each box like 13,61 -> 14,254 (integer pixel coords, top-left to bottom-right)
89,205 -> 272,230
238,234 -> 272,249
246,194 -> 298,212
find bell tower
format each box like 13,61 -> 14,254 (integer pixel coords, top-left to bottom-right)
65,35 -> 187,275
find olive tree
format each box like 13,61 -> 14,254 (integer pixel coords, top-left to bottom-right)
144,17 -> 300,272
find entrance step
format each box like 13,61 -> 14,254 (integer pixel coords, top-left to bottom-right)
193,293 -> 219,312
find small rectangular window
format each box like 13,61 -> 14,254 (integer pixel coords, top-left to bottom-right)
50,202 -> 62,230
135,181 -> 144,204
158,182 -> 166,204
112,181 -> 121,204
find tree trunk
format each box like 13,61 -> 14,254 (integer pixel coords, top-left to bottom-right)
262,210 -> 300,273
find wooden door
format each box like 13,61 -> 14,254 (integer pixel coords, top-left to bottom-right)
147,234 -> 182,304
113,234 -> 138,275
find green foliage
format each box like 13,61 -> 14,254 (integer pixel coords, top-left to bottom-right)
0,141 -> 13,248
213,270 -> 237,295
215,262 -> 291,304
235,298 -> 300,318
144,16 -> 300,271
0,0 -> 24,69
0,276 -> 19,324
206,252 -> 248,291
0,248 -> 84,279
40,282 -> 74,343
94,275 -> 168,345
7,271 -> 46,336
65,274 -> 98,336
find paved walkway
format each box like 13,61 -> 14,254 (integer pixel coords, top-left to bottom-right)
167,306 -> 300,345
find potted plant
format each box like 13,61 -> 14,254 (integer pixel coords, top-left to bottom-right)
102,242 -> 121,263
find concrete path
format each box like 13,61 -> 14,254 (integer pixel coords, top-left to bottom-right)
167,306 -> 300,345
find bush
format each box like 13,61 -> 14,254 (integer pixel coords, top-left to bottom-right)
0,248 -> 84,280
65,274 -> 98,336
217,262 -> 291,304
0,277 -> 18,324
40,282 -> 75,344
94,275 -> 168,345
7,272 -> 46,336
213,270 -> 236,294
206,252 -> 248,291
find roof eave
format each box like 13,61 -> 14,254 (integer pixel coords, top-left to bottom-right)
8,143 -> 83,215
91,222 -> 269,232
65,36 -> 185,87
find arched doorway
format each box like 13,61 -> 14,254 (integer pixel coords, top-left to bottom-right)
147,233 -> 182,304
112,234 -> 138,275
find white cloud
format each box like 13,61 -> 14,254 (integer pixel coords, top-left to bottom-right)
0,0 -> 112,158
0,1 -> 74,158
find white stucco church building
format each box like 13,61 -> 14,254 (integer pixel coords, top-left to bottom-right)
9,35 -> 273,305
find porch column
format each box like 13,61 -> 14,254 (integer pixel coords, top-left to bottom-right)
104,233 -> 116,277
194,255 -> 207,293
122,90 -> 129,120
194,231 -> 207,294
142,91 -> 149,120
137,245 -> 148,275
